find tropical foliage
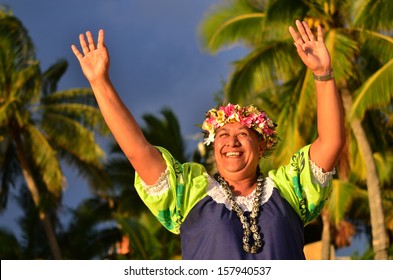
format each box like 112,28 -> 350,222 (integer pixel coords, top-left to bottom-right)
0,9 -> 109,259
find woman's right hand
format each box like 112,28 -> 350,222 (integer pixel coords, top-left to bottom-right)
71,29 -> 110,82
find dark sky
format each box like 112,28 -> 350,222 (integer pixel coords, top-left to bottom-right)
0,0 -> 248,235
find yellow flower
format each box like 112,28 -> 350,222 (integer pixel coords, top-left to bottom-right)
215,110 -> 226,125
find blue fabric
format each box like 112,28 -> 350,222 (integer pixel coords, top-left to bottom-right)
180,188 -> 305,260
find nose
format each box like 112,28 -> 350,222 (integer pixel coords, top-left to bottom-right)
227,135 -> 240,147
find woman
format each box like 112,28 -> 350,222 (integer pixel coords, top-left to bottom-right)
71,20 -> 345,259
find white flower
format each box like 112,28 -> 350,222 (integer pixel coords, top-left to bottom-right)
203,133 -> 215,146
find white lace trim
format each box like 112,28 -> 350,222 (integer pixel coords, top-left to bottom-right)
140,159 -> 333,201
206,175 -> 275,212
310,160 -> 336,187
140,168 -> 171,196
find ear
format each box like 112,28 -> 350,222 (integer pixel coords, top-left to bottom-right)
258,140 -> 267,158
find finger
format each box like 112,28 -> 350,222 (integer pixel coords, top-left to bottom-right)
86,31 -> 96,51
79,33 -> 90,55
289,26 -> 303,44
295,20 -> 310,43
97,29 -> 105,48
288,26 -> 298,40
302,21 -> 315,42
317,25 -> 324,42
71,45 -> 84,61
289,26 -> 306,50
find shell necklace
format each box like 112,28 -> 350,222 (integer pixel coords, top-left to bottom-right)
214,172 -> 265,254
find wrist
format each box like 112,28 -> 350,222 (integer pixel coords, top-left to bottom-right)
89,74 -> 111,86
313,68 -> 334,81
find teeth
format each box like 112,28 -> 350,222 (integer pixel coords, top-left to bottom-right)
226,152 -> 241,157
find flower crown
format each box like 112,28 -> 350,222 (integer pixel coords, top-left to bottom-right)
201,103 -> 279,156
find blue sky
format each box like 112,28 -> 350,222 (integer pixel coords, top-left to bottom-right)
0,0 -> 248,237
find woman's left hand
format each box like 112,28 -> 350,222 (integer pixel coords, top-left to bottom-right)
289,20 -> 332,76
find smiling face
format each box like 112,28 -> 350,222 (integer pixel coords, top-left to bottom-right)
213,122 -> 265,182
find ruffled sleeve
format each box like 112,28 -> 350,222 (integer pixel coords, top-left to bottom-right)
268,145 -> 334,224
134,146 -> 209,234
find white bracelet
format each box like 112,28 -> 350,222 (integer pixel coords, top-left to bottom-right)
313,69 -> 334,81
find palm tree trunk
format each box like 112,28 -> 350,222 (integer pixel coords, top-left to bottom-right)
341,90 -> 388,260
13,131 -> 63,260
321,209 -> 332,259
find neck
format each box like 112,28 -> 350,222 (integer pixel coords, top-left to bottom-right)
218,175 -> 257,196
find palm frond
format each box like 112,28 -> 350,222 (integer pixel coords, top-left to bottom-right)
23,124 -> 64,197
328,179 -> 367,225
117,213 -> 163,259
263,0 -> 309,40
0,96 -> 18,127
326,29 -> 360,83
348,128 -> 367,182
39,103 -> 108,133
42,88 -> 97,106
350,58 -> 393,119
40,88 -> 109,134
0,10 -> 35,67
142,108 -> 187,162
374,152 -> 393,185
42,59 -> 68,96
198,0 -> 264,53
352,0 -> 393,31
39,110 -> 109,192
11,62 -> 41,104
357,30 -> 393,69
294,69 -> 318,139
40,112 -> 105,165
226,41 -> 298,103
270,76 -> 311,166
265,0 -> 308,21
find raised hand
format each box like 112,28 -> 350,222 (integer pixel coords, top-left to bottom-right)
289,20 -> 331,76
71,29 -> 110,82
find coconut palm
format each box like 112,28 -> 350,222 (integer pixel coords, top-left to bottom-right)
198,0 -> 393,259
0,10 -> 109,259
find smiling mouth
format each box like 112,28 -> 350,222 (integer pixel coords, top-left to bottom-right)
225,152 -> 242,157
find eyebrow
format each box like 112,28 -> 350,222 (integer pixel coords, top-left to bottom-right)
216,127 -> 250,133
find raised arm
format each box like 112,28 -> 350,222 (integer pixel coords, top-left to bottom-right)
71,29 -> 166,184
289,20 -> 345,172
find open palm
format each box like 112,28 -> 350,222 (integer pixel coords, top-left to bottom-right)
71,29 -> 110,81
289,20 -> 331,75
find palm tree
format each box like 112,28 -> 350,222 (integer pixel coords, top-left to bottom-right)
198,0 -> 393,259
0,10 -> 109,259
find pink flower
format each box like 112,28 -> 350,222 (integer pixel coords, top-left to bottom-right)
240,115 -> 253,128
221,103 -> 236,116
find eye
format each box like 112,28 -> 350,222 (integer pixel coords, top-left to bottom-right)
238,131 -> 249,137
217,132 -> 229,138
